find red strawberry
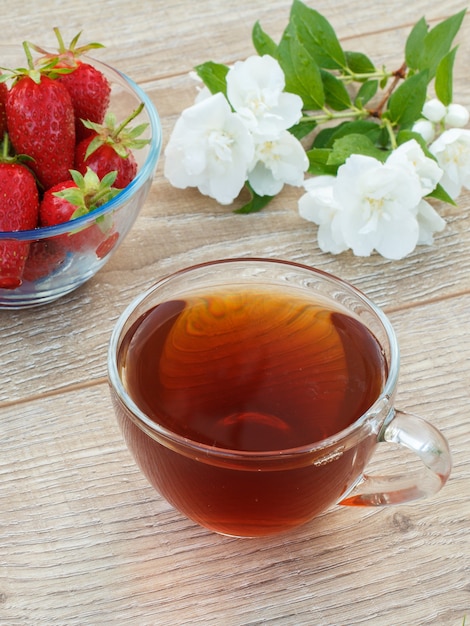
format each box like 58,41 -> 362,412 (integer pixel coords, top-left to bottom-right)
33,29 -> 111,143
0,156 -> 39,289
74,104 -> 149,188
23,239 -> 67,282
39,168 -> 120,254
0,77 -> 8,141
5,43 -> 75,190
58,61 -> 111,142
95,231 -> 119,259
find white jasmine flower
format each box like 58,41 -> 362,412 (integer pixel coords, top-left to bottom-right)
248,131 -> 309,196
333,154 -> 423,259
298,176 -> 348,254
226,55 -> 304,135
422,98 -> 447,123
444,103 -> 470,128
412,119 -> 436,143
416,200 -> 446,245
194,86 -> 212,104
299,145 -> 446,260
429,128 -> 470,198
387,139 -> 442,196
164,92 -> 255,205
188,71 -> 212,103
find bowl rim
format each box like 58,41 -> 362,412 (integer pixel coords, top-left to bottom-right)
0,59 -> 162,242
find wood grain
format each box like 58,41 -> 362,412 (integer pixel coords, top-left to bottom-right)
1,295 -> 469,624
0,1 -> 469,624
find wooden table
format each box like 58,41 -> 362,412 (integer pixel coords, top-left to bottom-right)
1,1 -> 469,624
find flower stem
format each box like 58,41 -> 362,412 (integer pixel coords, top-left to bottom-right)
369,62 -> 407,118
339,69 -> 391,83
382,118 -> 397,149
299,106 -> 367,125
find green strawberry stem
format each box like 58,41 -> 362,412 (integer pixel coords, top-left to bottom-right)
2,134 -> 9,160
53,27 -> 105,56
30,28 -> 105,66
113,102 -> 145,137
21,42 -> 42,84
82,103 -> 150,160
54,168 -> 121,220
0,133 -> 35,166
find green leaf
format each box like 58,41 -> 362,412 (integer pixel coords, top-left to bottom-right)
289,118 -> 317,140
435,46 -> 458,106
344,50 -> 376,77
396,129 -> 430,150
252,21 -> 278,57
277,21 -> 325,109
194,61 -> 229,96
321,70 -> 352,110
427,182 -> 456,206
234,183 -> 274,214
289,0 -> 346,70
306,147 -> 338,176
387,70 -> 429,128
328,134 -> 388,165
379,74 -> 389,90
355,79 -> 379,106
416,9 -> 466,79
405,17 -> 428,69
313,126 -> 341,149
313,120 -> 382,148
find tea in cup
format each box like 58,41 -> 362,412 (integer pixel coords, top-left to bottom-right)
108,258 -> 451,537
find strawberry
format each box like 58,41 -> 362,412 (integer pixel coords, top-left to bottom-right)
95,231 -> 119,259
33,29 -> 111,143
0,140 -> 39,289
23,239 -> 67,282
74,104 -> 149,188
0,77 -> 8,141
5,42 -> 75,190
39,167 -> 120,254
59,61 -> 111,143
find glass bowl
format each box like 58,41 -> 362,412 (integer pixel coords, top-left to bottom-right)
0,50 -> 162,308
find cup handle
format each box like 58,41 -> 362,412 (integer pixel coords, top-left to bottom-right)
339,409 -> 452,507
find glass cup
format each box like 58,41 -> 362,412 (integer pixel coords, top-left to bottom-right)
107,258 -> 452,537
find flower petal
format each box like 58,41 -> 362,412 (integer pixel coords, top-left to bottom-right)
164,92 -> 254,205
249,131 -> 308,196
430,128 -> 470,199
416,200 -> 446,245
226,55 -> 303,135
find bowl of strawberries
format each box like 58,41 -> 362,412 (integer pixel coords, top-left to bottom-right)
0,31 -> 161,308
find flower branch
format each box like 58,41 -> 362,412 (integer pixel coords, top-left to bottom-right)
368,62 -> 408,118
164,0 -> 469,260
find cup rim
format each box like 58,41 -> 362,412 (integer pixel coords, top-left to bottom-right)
108,257 -> 400,460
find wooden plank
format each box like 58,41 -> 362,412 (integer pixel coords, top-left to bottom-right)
3,8 -> 470,404
1,1 -> 469,625
0,294 -> 468,624
0,1 -> 467,81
